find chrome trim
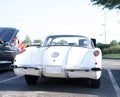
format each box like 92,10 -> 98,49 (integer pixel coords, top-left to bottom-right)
65,68 -> 101,72
10,64 -> 42,70
0,61 -> 12,64
65,69 -> 90,72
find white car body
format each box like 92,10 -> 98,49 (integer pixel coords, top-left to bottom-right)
12,35 -> 102,88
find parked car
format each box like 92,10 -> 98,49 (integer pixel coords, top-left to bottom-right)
11,35 -> 102,88
0,27 -> 19,70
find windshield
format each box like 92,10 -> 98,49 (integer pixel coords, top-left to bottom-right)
43,35 -> 92,48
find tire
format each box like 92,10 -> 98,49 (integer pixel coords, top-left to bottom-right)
91,78 -> 100,88
24,75 -> 39,85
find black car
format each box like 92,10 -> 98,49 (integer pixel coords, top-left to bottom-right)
0,27 -> 19,70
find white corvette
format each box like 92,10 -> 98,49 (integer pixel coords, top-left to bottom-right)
11,35 -> 102,88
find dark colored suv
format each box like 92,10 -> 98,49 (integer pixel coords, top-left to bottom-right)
0,27 -> 19,70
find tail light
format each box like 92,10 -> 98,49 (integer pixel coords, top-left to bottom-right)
14,59 -> 16,62
93,50 -> 100,56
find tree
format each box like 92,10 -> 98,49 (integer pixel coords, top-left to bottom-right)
91,0 -> 120,9
33,39 -> 42,45
22,36 -> 32,44
110,40 -> 119,46
58,40 -> 68,45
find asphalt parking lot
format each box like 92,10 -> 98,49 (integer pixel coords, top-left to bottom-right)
0,59 -> 119,97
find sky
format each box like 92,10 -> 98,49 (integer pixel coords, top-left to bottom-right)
0,0 -> 120,44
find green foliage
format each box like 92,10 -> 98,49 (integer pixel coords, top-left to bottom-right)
96,43 -> 110,51
33,39 -> 42,45
91,0 -> 120,9
97,40 -> 120,55
103,45 -> 120,54
103,54 -> 120,58
21,36 -> 32,46
58,40 -> 68,45
110,40 -> 119,46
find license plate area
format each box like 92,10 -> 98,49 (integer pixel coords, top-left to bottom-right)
45,66 -> 62,74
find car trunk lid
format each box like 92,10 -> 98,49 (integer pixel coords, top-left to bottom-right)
41,46 -> 90,67
0,27 -> 19,43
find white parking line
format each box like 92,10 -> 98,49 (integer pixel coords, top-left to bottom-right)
108,69 -> 120,97
0,76 -> 22,83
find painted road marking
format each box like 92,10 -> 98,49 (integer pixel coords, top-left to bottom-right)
0,70 -> 120,97
0,76 -> 22,84
108,69 -> 120,97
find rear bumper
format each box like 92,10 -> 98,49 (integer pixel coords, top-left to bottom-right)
0,50 -> 16,60
11,65 -> 42,76
11,65 -> 102,79
0,60 -> 13,70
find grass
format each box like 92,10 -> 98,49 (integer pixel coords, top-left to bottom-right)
103,54 -> 120,59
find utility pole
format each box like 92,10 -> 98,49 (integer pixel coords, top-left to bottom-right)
104,12 -> 106,44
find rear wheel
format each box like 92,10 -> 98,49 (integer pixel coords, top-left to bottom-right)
25,75 -> 39,85
91,78 -> 100,88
